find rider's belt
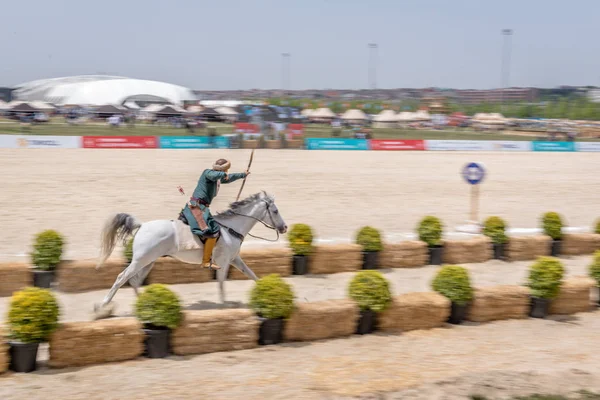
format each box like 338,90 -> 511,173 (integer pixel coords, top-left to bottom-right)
190,197 -> 210,207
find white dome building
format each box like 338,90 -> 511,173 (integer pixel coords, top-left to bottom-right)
12,75 -> 197,106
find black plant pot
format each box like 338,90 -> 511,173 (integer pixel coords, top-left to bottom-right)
551,240 -> 562,257
356,309 -> 378,335
292,255 -> 309,275
448,302 -> 469,325
428,246 -> 443,265
530,297 -> 550,318
33,270 -> 54,289
493,243 -> 505,260
9,341 -> 39,373
142,327 -> 171,358
362,251 -> 379,270
258,317 -> 284,345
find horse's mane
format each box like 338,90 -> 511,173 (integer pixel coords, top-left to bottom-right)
215,191 -> 272,219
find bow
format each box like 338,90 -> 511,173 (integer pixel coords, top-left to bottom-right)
236,149 -> 255,201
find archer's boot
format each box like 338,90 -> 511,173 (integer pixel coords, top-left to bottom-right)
202,237 -> 221,270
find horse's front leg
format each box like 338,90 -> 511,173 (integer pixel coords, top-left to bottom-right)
231,255 -> 258,281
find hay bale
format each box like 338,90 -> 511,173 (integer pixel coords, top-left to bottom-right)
378,292 -> 450,333
507,235 -> 551,261
287,139 -> 304,149
549,276 -> 596,315
49,318 -> 143,368
172,310 -> 258,355
467,285 -> 530,322
0,262 -> 31,297
229,248 -> 292,280
0,336 -> 7,374
243,140 -> 259,149
561,233 -> 600,256
147,257 -> 213,285
309,245 -> 362,275
442,237 -> 492,264
56,260 -> 124,293
380,241 -> 428,268
265,140 -> 282,149
283,299 -> 359,342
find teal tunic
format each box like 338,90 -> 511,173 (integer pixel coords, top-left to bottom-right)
182,169 -> 246,237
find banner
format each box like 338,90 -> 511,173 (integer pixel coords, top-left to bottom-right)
305,138 -> 369,150
159,136 -> 230,149
82,136 -> 158,149
425,140 -> 495,151
369,139 -> 425,151
287,124 -> 304,136
531,141 -> 575,152
234,123 -> 259,134
488,141 -> 532,152
0,135 -> 81,149
576,142 -> 600,152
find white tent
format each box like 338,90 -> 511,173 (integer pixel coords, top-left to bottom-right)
373,110 -> 397,122
413,110 -> 431,121
311,107 -> 336,119
301,108 -> 315,117
142,104 -> 165,113
29,101 -> 56,111
340,109 -> 367,121
396,111 -> 416,122
186,105 -> 204,114
216,106 -> 238,116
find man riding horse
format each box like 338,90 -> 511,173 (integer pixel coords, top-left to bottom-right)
180,158 -> 249,270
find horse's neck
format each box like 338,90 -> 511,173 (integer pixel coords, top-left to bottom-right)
219,204 -> 262,236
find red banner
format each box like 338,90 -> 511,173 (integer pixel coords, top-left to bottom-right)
370,139 -> 425,151
234,123 -> 259,134
287,123 -> 304,136
82,136 -> 158,149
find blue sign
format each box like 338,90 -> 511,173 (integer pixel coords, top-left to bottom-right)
305,138 -> 369,150
462,162 -> 486,185
159,136 -> 230,149
532,141 -> 575,152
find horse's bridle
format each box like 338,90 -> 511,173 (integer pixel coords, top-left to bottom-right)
216,200 -> 281,242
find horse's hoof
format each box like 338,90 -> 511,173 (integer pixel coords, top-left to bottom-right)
92,302 -> 116,320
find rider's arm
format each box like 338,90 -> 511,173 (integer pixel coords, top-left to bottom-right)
205,170 -> 227,182
221,172 -> 246,184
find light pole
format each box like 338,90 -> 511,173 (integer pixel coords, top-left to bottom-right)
281,53 -> 291,97
368,43 -> 378,90
501,29 -> 513,110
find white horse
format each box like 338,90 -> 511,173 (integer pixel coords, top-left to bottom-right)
93,191 -> 288,319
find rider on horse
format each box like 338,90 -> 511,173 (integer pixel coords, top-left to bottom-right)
180,158 -> 249,270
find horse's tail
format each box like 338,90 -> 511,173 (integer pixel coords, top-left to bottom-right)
96,213 -> 141,270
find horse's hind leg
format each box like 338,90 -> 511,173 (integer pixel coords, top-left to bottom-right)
129,262 -> 155,296
93,260 -> 145,319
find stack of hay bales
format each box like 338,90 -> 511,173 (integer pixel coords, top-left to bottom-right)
284,300 -> 359,341
442,237 -> 492,264
0,329 -> 7,374
507,235 -> 551,261
0,262 -> 31,297
172,310 -> 258,355
229,248 -> 292,280
309,245 -> 362,274
379,292 -> 450,332
561,234 -> 600,256
49,318 -> 143,368
467,285 -> 530,322
380,241 -> 428,268
147,257 -> 213,284
549,277 -> 596,315
57,260 -> 124,292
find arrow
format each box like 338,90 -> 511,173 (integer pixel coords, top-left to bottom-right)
236,149 -> 255,201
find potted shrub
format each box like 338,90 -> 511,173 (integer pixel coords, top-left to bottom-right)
482,216 -> 509,260
288,223 -> 314,275
7,287 -> 60,372
431,265 -> 473,324
527,256 -> 565,318
249,274 -> 295,345
135,284 -> 183,358
417,216 -> 444,265
355,226 -> 383,270
588,250 -> 600,306
30,229 -> 64,288
348,270 -> 392,334
124,237 -> 134,264
595,218 -> 600,235
541,212 -> 564,256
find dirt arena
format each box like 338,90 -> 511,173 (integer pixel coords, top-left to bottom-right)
1,149 -> 600,261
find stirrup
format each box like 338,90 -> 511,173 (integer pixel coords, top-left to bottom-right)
202,262 -> 221,270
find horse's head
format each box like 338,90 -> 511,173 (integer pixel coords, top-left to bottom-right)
260,191 -> 287,234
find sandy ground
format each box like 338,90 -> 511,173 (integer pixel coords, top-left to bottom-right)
1,149 -> 600,261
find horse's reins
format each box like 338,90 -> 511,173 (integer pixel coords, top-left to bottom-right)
216,201 -> 280,242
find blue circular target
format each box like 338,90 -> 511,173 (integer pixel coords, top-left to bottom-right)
462,162 -> 486,185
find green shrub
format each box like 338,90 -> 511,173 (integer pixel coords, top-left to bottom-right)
287,223 -> 314,256
588,250 -> 600,285
348,270 -> 392,312
482,216 -> 508,245
355,226 -> 383,252
124,237 -> 134,263
135,284 -> 182,329
527,256 -> 565,299
249,274 -> 295,319
30,230 -> 64,270
417,216 -> 443,247
595,219 -> 600,235
8,287 -> 60,343
431,265 -> 474,306
541,212 -> 564,240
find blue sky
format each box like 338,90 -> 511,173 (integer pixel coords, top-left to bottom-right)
1,0 -> 598,90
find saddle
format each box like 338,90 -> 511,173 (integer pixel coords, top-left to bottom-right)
178,210 -> 219,244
